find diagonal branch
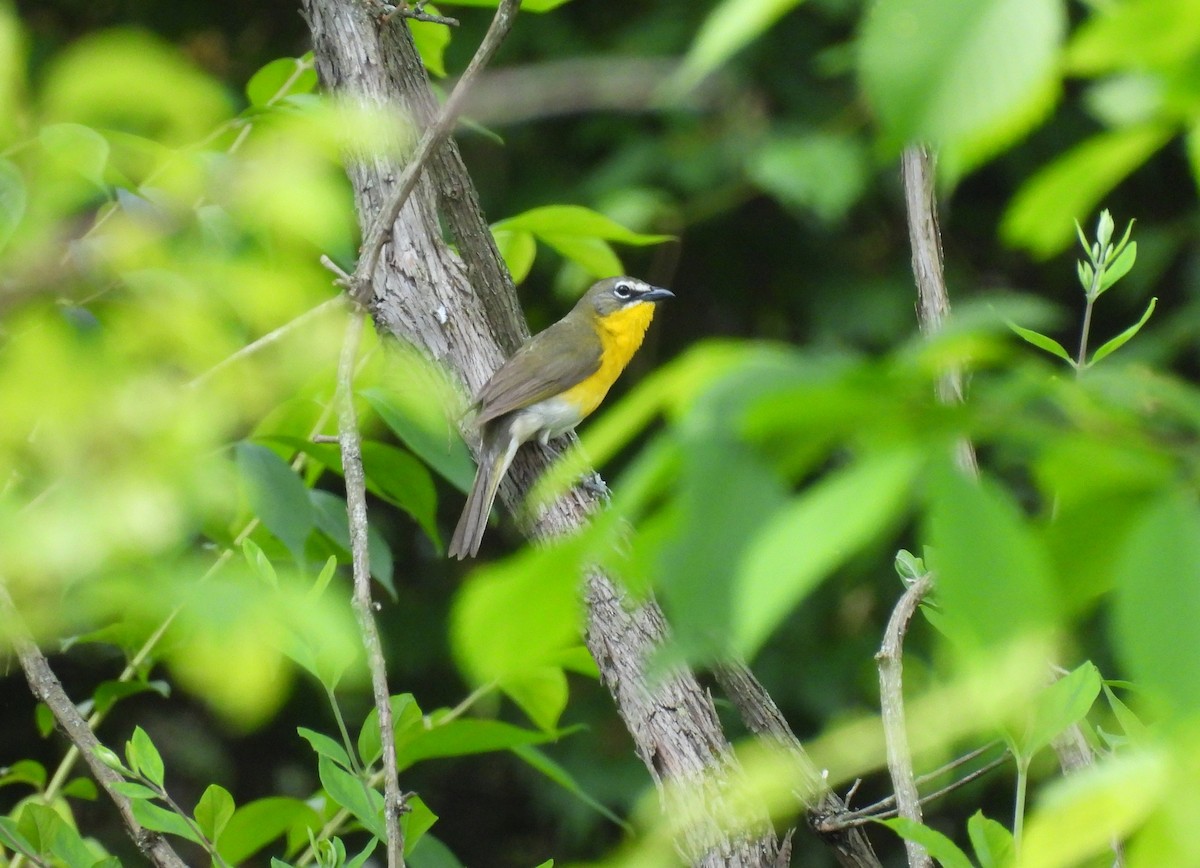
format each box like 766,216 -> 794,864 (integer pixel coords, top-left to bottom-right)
0,582 -> 188,868
353,0 -> 521,298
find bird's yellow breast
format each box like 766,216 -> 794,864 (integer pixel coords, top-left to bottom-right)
558,302 -> 656,418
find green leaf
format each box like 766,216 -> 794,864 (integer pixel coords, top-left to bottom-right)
967,810 -> 1014,868
501,667 -> 568,733
194,784 -> 236,844
410,9 -> 451,77
297,726 -> 354,770
131,799 -> 204,845
357,694 -> 422,767
0,759 -> 46,790
1002,125 -> 1172,257
0,817 -> 37,862
92,744 -> 129,774
35,703 -> 54,738
672,0 -> 807,93
1113,491 -> 1200,713
362,440 -> 441,549
111,781 -> 161,799
236,441 -> 315,561
493,205 -> 672,246
318,754 -> 386,839
435,0 -> 574,13
1066,0 -> 1200,75
733,448 -> 921,657
60,778 -> 98,800
878,817 -> 974,868
243,537 -> 279,586
409,834 -> 466,868
1102,683 -> 1149,743
92,679 -> 171,717
747,131 -> 869,223
39,122 -> 110,188
538,234 -> 623,278
219,797 -> 321,865
309,489 -> 395,597
511,744 -> 628,828
0,158 -> 26,252
395,719 -> 559,770
347,837 -> 379,868
246,56 -> 316,107
127,726 -> 165,788
363,387 -> 476,493
401,795 -> 438,856
1017,661 -> 1102,760
24,804 -> 97,868
1021,751 -> 1165,868
1006,321 -> 1075,365
492,228 -> 537,285
858,0 -> 1066,178
1088,297 -> 1156,366
926,464 -> 1059,648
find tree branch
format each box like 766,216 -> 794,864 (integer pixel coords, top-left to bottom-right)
353,0 -> 521,298
876,572 -> 934,868
0,582 -> 188,868
713,661 -> 881,868
302,1 -> 784,862
335,307 -> 407,867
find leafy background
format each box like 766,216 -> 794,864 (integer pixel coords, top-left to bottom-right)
4,0 -> 1200,865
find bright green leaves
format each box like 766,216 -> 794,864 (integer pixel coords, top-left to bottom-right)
246,55 -> 318,108
1065,0 -> 1200,76
880,817 -> 974,868
438,0 -> 574,11
0,158 -> 25,252
40,29 -> 231,146
735,447 -> 921,656
672,0 -> 808,94
1113,491 -> 1200,714
925,465 -> 1059,649
1009,662 -> 1102,763
858,0 -> 1067,180
491,205 -> 672,284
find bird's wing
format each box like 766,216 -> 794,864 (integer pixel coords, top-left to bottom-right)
474,317 -> 602,425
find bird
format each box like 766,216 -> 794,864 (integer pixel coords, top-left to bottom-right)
448,276 -> 674,559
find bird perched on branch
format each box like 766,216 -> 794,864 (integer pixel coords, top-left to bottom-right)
448,276 -> 674,559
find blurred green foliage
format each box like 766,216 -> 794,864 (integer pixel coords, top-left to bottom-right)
4,0 -> 1200,865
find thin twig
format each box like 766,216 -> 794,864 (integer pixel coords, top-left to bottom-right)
188,297 -> 343,388
0,582 -> 188,868
335,308 -> 406,867
352,0 -> 521,299
901,145 -> 978,478
379,3 -> 460,27
877,573 -> 935,868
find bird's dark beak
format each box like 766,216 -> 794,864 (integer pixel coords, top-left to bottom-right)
641,286 -> 675,302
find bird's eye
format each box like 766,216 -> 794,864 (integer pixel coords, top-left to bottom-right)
613,283 -> 633,300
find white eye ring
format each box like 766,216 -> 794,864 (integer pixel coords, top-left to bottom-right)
613,282 -> 633,300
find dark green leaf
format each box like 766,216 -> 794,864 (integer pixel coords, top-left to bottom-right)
318,754 -> 386,839
512,744 -> 628,827
219,797 -> 321,865
878,818 -> 973,868
1088,297 -> 1156,366
409,834 -> 465,868
396,719 -> 559,770
0,759 -> 46,790
35,703 -> 54,738
236,441 -> 314,561
358,694 -> 422,768
112,781 -> 161,799
25,804 -> 97,868
747,131 -> 869,223
93,679 -> 170,717
309,489 -> 395,597
127,726 -> 165,788
362,440 -> 441,548
131,799 -> 204,845
346,837 -> 379,868
401,795 -> 438,856
0,817 -> 37,861
362,387 -> 475,493
194,783 -> 235,843
60,777 -> 98,800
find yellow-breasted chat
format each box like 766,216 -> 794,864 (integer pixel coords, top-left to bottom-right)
448,276 -> 674,559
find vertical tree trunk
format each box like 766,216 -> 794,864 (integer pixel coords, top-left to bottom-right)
302,2 -> 782,863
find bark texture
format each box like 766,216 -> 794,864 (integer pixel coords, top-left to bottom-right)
301,1 -> 781,863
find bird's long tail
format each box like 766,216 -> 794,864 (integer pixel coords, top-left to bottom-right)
448,432 -> 518,559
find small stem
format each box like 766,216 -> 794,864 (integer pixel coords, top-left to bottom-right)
1076,294 -> 1096,375
149,779 -> 233,868
326,685 -> 364,776
1013,757 -> 1030,858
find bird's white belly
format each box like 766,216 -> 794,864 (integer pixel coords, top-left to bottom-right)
508,396 -> 585,445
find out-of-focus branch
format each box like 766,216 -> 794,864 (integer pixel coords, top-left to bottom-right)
876,573 -> 935,868
0,582 -> 188,868
714,661 -> 882,868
